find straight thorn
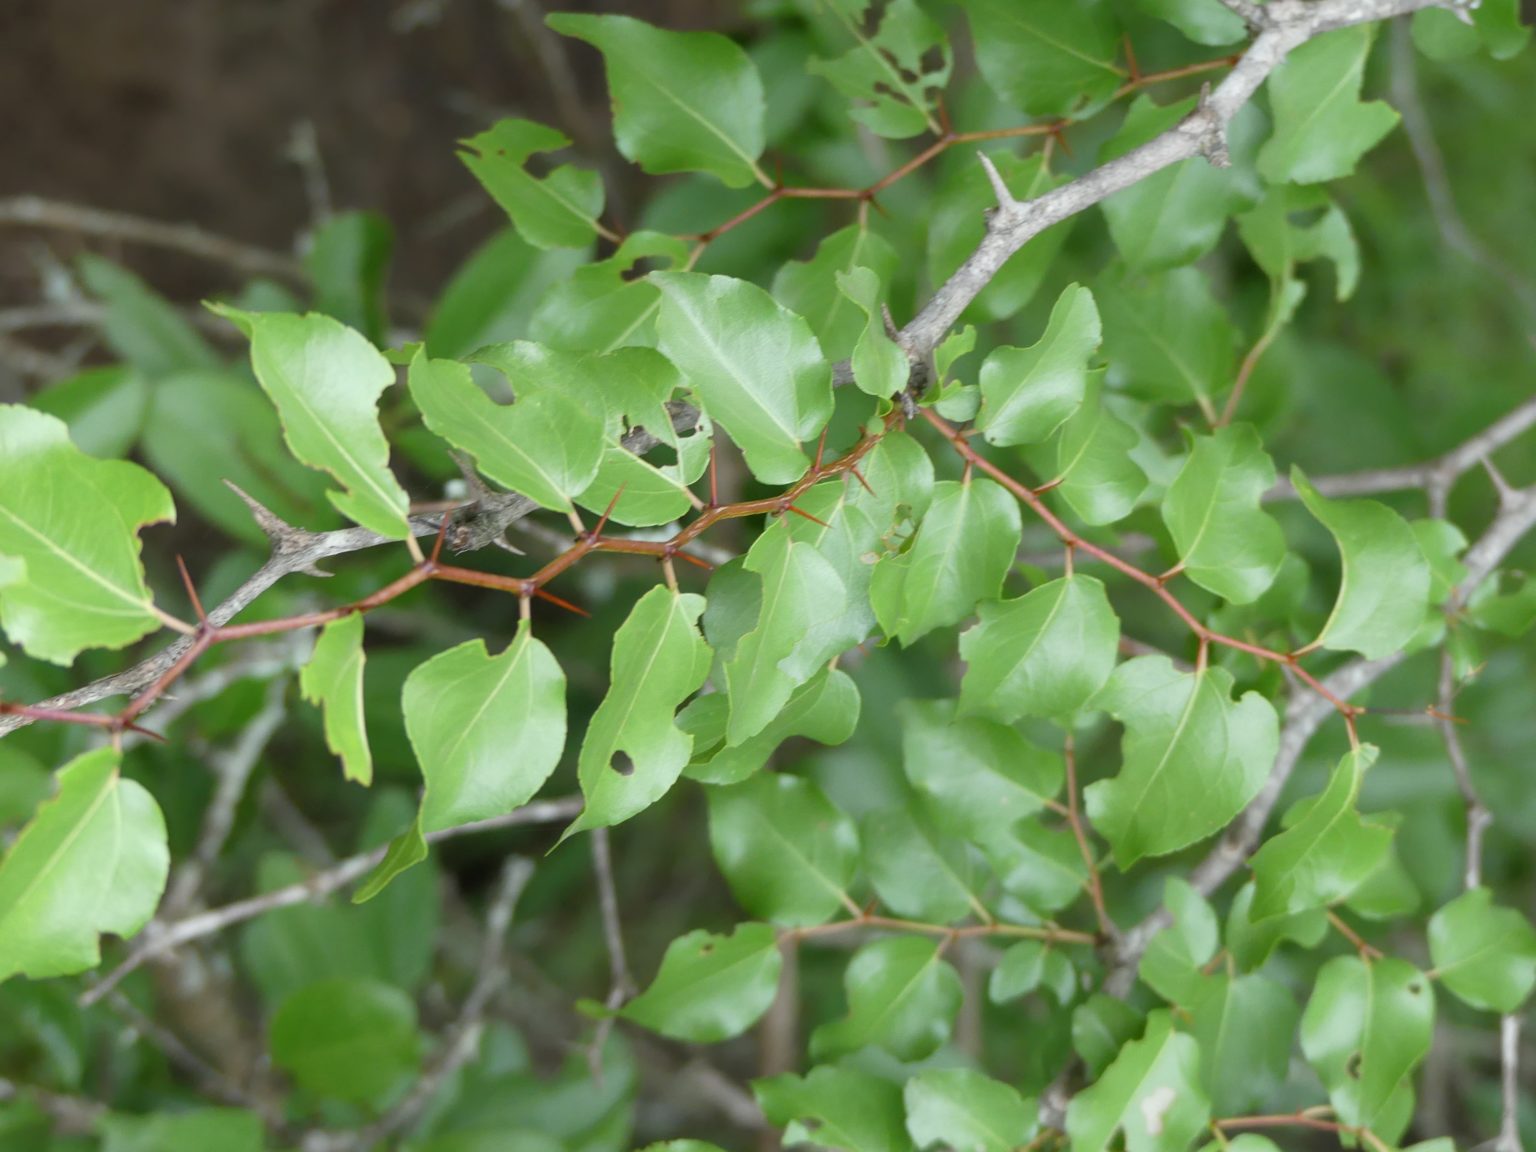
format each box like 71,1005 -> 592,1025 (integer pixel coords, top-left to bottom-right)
786,504 -> 831,529
175,556 -> 206,623
976,151 -> 1018,212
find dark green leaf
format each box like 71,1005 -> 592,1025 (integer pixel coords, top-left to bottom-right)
810,935 -> 963,1061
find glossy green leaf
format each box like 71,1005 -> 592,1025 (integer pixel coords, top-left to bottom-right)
1428,887 -> 1536,1012
546,13 -> 768,188
755,1066 -> 913,1152
407,349 -> 604,514
1086,657 -> 1279,868
807,0 -> 951,139
1100,269 -> 1235,415
1224,880 -> 1328,970
269,977 -> 419,1103
990,940 -> 1077,1006
862,808 -> 984,924
1188,972 -> 1300,1115
905,1068 -> 1036,1152
1162,424 -> 1285,604
530,231 -> 689,355
1139,879 -> 1218,1005
708,772 -> 859,927
985,819 -> 1092,914
811,935 -> 963,1061
1300,956 -> 1433,1142
684,667 -> 861,786
300,614 -> 372,786
1258,25 -> 1400,184
962,0 -> 1123,117
976,284 -> 1101,446
1247,749 -> 1394,921
871,478 -> 1021,645
210,306 -> 411,538
459,118 -> 604,249
1051,378 -> 1148,526
1066,1010 -> 1210,1152
0,749 -> 168,983
621,922 -> 783,1042
653,271 -> 833,484
1293,470 -> 1432,659
567,587 -> 711,836
0,405 -> 176,664
837,265 -> 908,399
1134,0 -> 1245,45
958,575 -> 1120,724
774,225 -> 900,361
901,700 -> 1063,843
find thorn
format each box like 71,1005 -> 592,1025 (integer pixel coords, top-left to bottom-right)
976,151 -> 1018,214
1050,123 -> 1073,159
814,427 -> 829,471
849,466 -> 876,496
430,512 -> 452,566
224,481 -> 310,550
708,437 -> 720,507
1189,83 -> 1230,168
125,721 -> 168,743
175,556 -> 206,623
533,586 -> 590,618
1122,34 -> 1141,84
1480,455 -> 1518,506
593,485 -> 626,538
673,549 -> 713,572
867,195 -> 891,220
785,504 -> 831,529
492,535 -> 527,557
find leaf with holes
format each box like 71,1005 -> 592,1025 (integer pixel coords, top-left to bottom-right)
755,1066 -> 912,1152
458,118 -> 604,250
807,0 -> 951,139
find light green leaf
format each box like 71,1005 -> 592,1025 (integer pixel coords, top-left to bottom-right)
1100,269 -> 1235,414
99,1108 -> 264,1152
458,118 -> 604,249
424,228 -> 586,357
300,614 -> 372,786
862,808 -> 984,924
305,210 -> 393,344
269,977 -> 419,1104
977,283 -> 1101,446
1162,424 -> 1285,604
621,922 -> 783,1042
0,405 -> 176,664
546,13 -> 767,188
407,349 -> 605,514
77,254 -> 221,380
990,940 -> 1077,1006
755,1066 -> 913,1152
905,1068 -> 1036,1152
210,307 -> 411,538
1249,746 -> 1393,921
31,365 -> 149,460
871,478 -> 1021,645
1301,956 -> 1433,1142
530,230 -> 690,355
707,772 -> 859,927
1139,879 -> 1218,1006
837,265 -> 908,399
1238,188 -> 1361,300
962,0 -> 1123,117
1413,0 -> 1530,60
1051,378 -> 1148,526
958,575 -> 1120,724
901,700 -> 1063,843
0,749 -> 169,983
1134,0 -> 1246,45
1066,1010 -> 1210,1152
808,0 -> 951,139
774,224 -> 900,361
1188,972 -> 1300,1115
985,819 -> 1091,914
1293,469 -> 1432,659
684,667 -> 861,786
1073,995 -> 1146,1077
1224,880 -> 1327,971
1429,887 -> 1536,1013
1258,25 -> 1400,184
1086,657 -> 1279,868
653,271 -> 833,484
566,588 -> 711,836
811,935 -> 963,1061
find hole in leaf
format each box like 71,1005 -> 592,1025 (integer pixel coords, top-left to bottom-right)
610,752 -> 635,777
1345,1051 -> 1363,1079
1408,982 -> 1424,995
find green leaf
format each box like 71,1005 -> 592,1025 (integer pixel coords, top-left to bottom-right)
990,940 -> 1077,1006
986,819 -> 1091,914
1139,879 -> 1218,1006
406,624 -> 566,831
1051,378 -> 1148,526
838,265 -> 908,399
0,405 -> 176,664
1134,0 -> 1245,45
1086,657 -> 1279,868
458,119 -> 604,249
1238,188 -> 1361,300
99,1108 -> 264,1152
621,922 -> 783,1042
1100,269 -> 1235,415
1162,424 -> 1285,604
1065,1010 -> 1210,1152
0,749 -> 168,983
976,284 -> 1101,446
269,977 -> 419,1103
1102,98 -> 1258,271
567,588 -> 711,836
1413,0 -> 1530,60
210,307 -> 411,538
1073,995 -> 1145,1077
901,700 -> 1063,843
653,271 -> 832,484
1292,469 -> 1432,659
862,808 -> 984,924
530,231 -> 689,355
1187,972 -> 1300,1115
546,13 -> 768,188
1300,957 -> 1433,1142
708,772 -> 859,927
962,0 -> 1123,117
810,935 -> 963,1061
774,224 -> 900,361
684,667 -> 861,786
958,575 -> 1120,724
1224,880 -> 1327,971
1428,887 -> 1536,1013
1247,743 -> 1394,927
300,614 -> 372,786
305,210 -> 393,344
756,1066 -> 913,1152
407,348 -> 605,513
871,479 -> 1021,645
30,365 -> 149,460
905,1068 -> 1036,1152
77,255 -> 221,380
724,518 -> 849,745
1258,25 -> 1400,184
807,0 -> 951,139
426,229 -> 588,357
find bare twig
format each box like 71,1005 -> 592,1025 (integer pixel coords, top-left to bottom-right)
1496,1013 -> 1525,1152
0,1078 -> 103,1134
586,826 -> 634,1081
